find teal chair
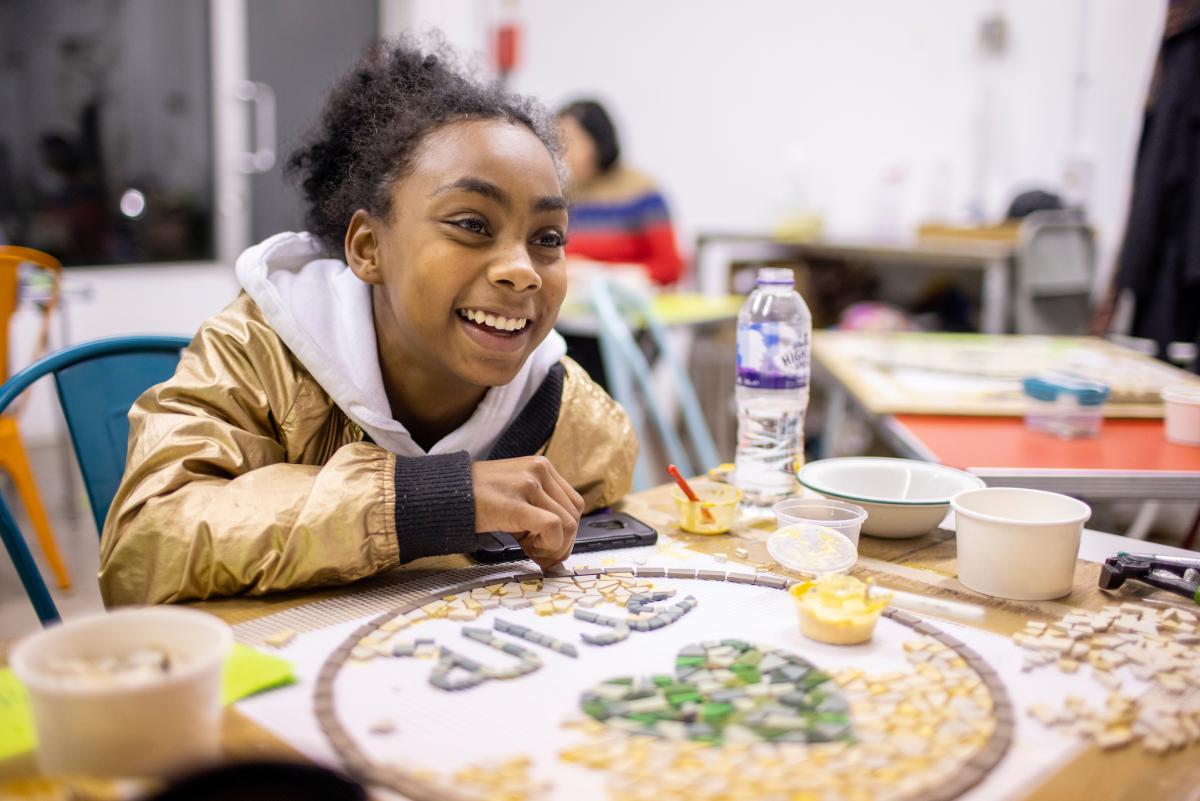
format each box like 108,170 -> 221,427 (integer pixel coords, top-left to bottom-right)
0,335 -> 190,625
589,277 -> 720,490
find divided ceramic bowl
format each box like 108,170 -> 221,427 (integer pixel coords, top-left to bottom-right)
797,457 -> 985,538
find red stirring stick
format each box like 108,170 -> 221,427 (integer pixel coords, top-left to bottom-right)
667,464 -> 715,523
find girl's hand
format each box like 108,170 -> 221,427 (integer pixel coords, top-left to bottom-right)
472,456 -> 585,571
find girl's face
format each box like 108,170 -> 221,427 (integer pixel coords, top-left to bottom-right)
557,114 -> 598,186
350,119 -> 568,391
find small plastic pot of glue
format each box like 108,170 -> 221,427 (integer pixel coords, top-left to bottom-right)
767,523 -> 858,577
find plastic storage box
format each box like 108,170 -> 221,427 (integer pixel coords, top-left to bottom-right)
1022,373 -> 1109,439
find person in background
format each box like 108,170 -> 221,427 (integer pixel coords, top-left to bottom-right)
99,38 -> 637,605
556,100 -> 685,286
1092,0 -> 1200,372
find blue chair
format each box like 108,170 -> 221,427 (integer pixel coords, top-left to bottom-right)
589,276 -> 720,491
0,335 -> 191,625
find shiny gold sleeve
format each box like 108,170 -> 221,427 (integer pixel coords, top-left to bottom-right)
98,298 -> 399,606
544,357 -> 638,511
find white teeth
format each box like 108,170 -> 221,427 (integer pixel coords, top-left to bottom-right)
458,309 -> 528,332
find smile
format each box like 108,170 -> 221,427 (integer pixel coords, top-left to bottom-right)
457,308 -> 529,333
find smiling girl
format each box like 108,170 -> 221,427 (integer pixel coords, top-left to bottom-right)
98,39 -> 637,604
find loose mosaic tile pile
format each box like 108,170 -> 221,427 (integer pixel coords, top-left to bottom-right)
1014,600 -> 1200,753
313,567 -> 1012,801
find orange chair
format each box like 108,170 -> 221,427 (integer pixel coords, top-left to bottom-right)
0,246 -> 69,589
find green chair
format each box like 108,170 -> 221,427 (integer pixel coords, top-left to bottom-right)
0,335 -> 190,624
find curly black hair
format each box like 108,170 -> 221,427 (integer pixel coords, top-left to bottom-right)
287,35 -> 560,252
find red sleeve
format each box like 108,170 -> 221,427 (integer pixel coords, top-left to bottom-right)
638,206 -> 686,284
639,222 -> 685,285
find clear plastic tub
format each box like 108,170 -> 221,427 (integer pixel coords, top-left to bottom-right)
767,523 -> 857,576
772,498 -> 868,547
671,481 -> 742,534
1022,372 -> 1109,439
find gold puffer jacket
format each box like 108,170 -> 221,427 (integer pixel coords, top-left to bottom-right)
98,294 -> 638,605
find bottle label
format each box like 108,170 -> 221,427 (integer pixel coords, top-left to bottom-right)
736,322 -> 809,389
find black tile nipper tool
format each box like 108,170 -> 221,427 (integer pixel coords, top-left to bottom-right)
1098,552 -> 1200,605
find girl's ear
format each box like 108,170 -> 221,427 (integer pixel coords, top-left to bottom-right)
345,210 -> 383,285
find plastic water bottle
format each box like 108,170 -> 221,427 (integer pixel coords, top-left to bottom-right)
735,267 -> 812,507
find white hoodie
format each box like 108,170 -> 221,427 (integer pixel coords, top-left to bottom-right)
235,232 -> 567,459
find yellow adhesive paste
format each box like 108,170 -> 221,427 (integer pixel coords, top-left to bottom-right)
790,575 -> 890,645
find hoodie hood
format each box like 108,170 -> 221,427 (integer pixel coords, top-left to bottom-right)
235,232 -> 567,458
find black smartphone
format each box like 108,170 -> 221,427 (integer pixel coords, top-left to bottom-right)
471,509 -> 657,563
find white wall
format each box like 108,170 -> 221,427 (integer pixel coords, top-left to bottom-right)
401,0 -> 1165,293
8,0 -> 1169,444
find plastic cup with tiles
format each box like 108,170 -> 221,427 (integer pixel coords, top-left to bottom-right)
670,480 -> 741,534
9,606 -> 232,777
772,497 -> 868,547
788,574 -> 890,645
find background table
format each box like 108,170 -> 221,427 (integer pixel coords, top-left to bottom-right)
884,416 -> 1200,502
813,332 -> 1200,510
694,233 -> 1014,333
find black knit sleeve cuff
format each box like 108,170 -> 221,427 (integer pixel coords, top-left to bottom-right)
394,451 -> 477,562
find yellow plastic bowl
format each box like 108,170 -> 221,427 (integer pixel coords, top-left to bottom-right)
670,481 -> 742,534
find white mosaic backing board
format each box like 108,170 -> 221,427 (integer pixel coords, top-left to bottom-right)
319,576 -> 1004,801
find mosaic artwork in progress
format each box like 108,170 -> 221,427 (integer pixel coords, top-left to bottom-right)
313,568 -> 1013,801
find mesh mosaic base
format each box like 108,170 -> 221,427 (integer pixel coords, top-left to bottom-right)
313,567 -> 1014,801
232,549 -> 654,646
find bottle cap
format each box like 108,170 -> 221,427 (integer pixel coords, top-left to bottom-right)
755,267 -> 795,286
767,524 -> 857,576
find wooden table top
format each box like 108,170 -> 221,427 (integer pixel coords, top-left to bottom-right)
5,482 -> 1199,800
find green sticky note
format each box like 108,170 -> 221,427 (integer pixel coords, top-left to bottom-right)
0,668 -> 36,759
221,643 -> 295,706
0,645 -> 294,760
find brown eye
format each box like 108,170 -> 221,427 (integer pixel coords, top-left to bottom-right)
453,217 -> 489,235
534,230 -> 566,248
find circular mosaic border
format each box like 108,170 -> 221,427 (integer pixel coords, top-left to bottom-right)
314,566 -> 1015,801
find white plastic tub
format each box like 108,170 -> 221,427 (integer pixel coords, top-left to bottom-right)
950,487 -> 1090,601
9,607 -> 232,776
1162,384 -> 1200,446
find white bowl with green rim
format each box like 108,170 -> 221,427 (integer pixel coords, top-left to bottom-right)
797,457 -> 986,538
